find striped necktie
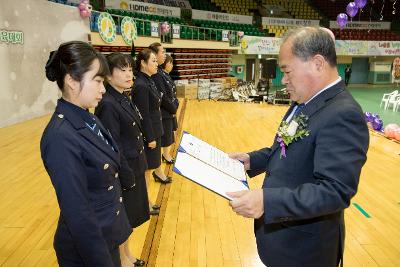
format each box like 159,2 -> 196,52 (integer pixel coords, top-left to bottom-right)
293,103 -> 305,117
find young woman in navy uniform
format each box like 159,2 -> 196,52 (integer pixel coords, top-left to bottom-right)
41,41 -> 131,267
160,54 -> 179,156
95,53 -> 149,267
149,43 -> 179,167
131,49 -> 171,215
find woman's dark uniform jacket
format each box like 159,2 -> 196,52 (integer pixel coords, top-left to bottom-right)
152,67 -> 179,146
163,69 -> 179,131
131,71 -> 163,169
40,99 -> 131,266
95,84 -> 150,228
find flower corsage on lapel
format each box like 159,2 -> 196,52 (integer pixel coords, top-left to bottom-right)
276,114 -> 310,158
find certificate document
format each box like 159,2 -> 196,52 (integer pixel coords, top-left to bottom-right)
173,132 -> 249,200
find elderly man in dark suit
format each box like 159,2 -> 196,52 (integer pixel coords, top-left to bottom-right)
228,27 -> 369,267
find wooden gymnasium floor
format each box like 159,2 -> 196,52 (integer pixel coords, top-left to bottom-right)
0,99 -> 399,267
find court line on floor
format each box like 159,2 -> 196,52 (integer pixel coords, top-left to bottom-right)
353,203 -> 371,218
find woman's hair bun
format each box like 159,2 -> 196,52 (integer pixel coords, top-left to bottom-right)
45,50 -> 61,82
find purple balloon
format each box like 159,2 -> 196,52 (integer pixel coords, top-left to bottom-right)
364,111 -> 373,122
346,2 -> 358,18
336,13 -> 348,29
371,113 -> 380,119
355,0 -> 367,9
372,118 -> 383,131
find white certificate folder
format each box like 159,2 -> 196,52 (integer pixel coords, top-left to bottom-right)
173,131 -> 249,200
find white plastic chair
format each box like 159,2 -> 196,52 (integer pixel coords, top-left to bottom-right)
387,93 -> 400,110
380,90 -> 398,110
392,95 -> 400,112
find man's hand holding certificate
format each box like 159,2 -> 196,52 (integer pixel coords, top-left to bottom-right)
173,132 -> 249,200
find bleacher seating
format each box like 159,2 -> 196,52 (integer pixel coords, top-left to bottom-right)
332,29 -> 400,41
171,48 -> 232,80
92,0 -> 400,41
106,9 -> 186,25
263,0 -> 321,20
188,0 -> 221,12
211,0 -> 257,16
192,20 -> 267,37
264,25 -> 296,38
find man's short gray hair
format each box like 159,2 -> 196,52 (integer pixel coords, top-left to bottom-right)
281,27 -> 337,67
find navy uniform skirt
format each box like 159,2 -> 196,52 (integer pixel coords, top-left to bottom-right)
161,118 -> 175,147
172,115 -> 178,131
144,137 -> 161,169
122,155 -> 150,228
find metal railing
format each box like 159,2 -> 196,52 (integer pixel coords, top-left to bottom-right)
90,10 -> 240,46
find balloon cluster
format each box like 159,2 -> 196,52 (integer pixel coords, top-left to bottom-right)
384,123 -> 400,141
364,112 -> 383,131
78,0 -> 92,19
160,22 -> 170,35
336,0 -> 368,29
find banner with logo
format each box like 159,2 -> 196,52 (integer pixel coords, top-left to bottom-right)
132,0 -> 191,8
121,17 -> 137,45
329,20 -> 391,30
393,57 -> 400,83
192,9 -> 253,25
239,36 -> 400,56
368,41 -> 400,56
335,40 -> 369,56
151,21 -> 159,37
98,12 -> 117,44
262,17 -> 319,27
106,0 -> 181,18
239,36 -> 281,54
222,30 -> 229,42
163,0 -> 191,9
172,24 -> 180,38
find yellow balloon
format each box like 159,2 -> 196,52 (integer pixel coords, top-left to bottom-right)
120,1 -> 128,10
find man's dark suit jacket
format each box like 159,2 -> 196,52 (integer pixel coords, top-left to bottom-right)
40,99 -> 132,266
248,80 -> 369,267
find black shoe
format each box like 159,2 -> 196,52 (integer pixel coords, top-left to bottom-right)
134,259 -> 145,266
162,154 -> 175,164
152,204 -> 161,210
152,172 -> 172,184
149,209 -> 159,216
